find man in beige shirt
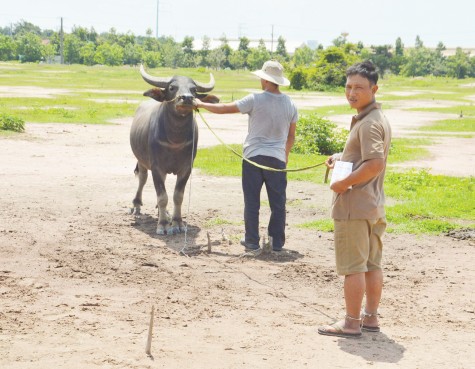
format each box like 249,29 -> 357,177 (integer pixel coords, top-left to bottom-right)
319,61 -> 392,338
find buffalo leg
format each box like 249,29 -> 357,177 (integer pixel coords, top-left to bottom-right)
132,163 -> 148,215
168,170 -> 191,234
151,169 -> 169,235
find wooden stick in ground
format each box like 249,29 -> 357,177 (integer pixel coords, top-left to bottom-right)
145,305 -> 154,356
207,231 -> 211,253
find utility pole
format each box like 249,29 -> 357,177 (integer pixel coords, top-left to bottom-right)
156,0 -> 159,39
271,24 -> 274,54
60,17 -> 64,64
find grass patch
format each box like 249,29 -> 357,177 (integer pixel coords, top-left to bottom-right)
300,219 -> 334,232
408,104 -> 475,117
388,137 -> 432,163
384,169 -> 475,234
203,217 -> 238,228
418,117 -> 475,132
0,97 -> 136,124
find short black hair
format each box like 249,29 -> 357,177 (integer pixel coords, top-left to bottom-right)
346,61 -> 378,85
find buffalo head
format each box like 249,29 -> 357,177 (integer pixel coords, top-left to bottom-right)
140,65 -> 219,116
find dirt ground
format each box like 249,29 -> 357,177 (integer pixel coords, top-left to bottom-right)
1,95 -> 474,369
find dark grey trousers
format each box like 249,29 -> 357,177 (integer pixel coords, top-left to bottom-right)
242,155 -> 287,249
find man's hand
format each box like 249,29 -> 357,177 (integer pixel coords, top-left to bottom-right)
194,98 -> 202,109
325,153 -> 342,169
330,179 -> 351,194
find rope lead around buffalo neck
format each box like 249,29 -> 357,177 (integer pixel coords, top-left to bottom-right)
179,113 -> 197,256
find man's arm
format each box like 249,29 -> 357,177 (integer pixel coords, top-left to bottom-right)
330,158 -> 385,194
285,123 -> 296,164
195,99 -> 240,114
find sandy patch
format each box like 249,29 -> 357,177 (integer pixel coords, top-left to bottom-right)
81,89 -> 143,94
0,86 -> 72,98
391,136 -> 475,176
88,98 -> 142,104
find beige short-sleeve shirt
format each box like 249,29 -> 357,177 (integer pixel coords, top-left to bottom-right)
331,103 -> 392,220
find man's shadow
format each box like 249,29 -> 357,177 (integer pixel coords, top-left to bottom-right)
337,332 -> 406,364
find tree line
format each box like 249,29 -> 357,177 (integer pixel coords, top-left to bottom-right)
1,20 -> 474,90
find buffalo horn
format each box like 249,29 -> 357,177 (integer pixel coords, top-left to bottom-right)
140,64 -> 172,88
195,73 -> 215,92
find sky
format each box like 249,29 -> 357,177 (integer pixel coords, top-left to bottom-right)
1,0 -> 474,49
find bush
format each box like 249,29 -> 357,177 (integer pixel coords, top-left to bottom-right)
0,113 -> 25,132
289,67 -> 307,90
293,113 -> 348,155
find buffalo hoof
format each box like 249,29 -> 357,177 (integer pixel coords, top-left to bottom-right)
169,221 -> 187,235
167,225 -> 184,235
130,207 -> 141,216
156,225 -> 167,235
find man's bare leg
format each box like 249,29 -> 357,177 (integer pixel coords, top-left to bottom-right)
343,272 -> 365,331
363,269 -> 383,328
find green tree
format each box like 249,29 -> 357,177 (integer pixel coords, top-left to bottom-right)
415,35 -> 424,48
237,36 -> 250,68
63,34 -> 83,64
15,32 -> 43,62
94,43 -> 124,66
401,45 -> 436,77
292,44 -> 315,67
0,34 -> 16,60
308,46 -> 359,89
181,36 -> 195,67
218,35 -> 232,68
142,51 -> 162,68
238,36 -> 250,52
395,37 -> 404,56
246,42 -> 270,70
80,42 -> 96,65
432,41 -> 447,76
369,45 -> 392,78
199,35 -> 211,67
123,43 -> 143,66
207,48 -> 226,70
117,32 -> 135,48
161,40 -> 184,68
42,42 -> 56,63
275,36 -> 288,61
391,37 -> 405,75
13,20 -> 41,36
446,48 -> 471,79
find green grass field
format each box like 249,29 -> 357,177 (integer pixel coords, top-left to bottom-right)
1,62 -> 474,234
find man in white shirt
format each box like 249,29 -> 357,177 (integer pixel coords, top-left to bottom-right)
195,60 -> 298,251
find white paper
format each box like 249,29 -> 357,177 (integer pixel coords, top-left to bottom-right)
330,161 -> 353,186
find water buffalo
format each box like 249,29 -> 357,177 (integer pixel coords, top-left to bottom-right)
130,65 -> 219,235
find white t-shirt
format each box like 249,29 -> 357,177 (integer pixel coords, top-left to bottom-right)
236,91 -> 298,163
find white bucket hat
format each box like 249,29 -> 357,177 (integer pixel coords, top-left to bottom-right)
252,60 -> 290,86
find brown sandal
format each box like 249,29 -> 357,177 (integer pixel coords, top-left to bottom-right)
318,315 -> 362,338
361,310 -> 380,332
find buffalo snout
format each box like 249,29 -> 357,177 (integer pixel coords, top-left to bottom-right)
178,93 -> 194,104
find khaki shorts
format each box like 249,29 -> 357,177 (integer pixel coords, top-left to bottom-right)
334,218 -> 387,276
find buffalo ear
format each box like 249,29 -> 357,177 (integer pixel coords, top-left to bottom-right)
198,94 -> 220,104
144,88 -> 165,102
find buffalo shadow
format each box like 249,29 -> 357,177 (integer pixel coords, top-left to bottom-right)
130,213 -> 202,254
